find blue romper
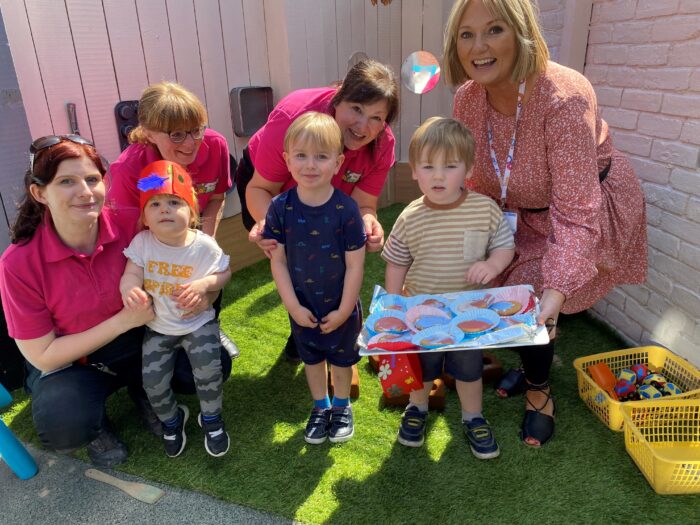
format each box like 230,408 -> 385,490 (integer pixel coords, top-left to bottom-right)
264,188 -> 366,366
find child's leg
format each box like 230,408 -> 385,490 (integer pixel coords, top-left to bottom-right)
329,364 -> 352,401
142,329 -> 180,423
304,360 -> 329,402
180,320 -> 223,417
455,378 -> 483,418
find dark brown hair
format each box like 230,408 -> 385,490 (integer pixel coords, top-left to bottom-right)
11,140 -> 105,244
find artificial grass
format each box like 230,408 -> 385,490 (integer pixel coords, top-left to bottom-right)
4,203 -> 699,524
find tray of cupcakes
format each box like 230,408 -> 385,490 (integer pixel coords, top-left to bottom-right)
358,284 -> 550,356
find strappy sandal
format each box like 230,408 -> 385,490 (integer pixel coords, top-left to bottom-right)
495,367 -> 525,398
520,381 -> 556,448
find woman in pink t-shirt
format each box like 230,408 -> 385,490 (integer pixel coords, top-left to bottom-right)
240,59 -> 399,361
108,82 -> 238,359
443,0 -> 646,447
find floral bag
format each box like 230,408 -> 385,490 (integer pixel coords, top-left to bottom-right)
377,353 -> 423,398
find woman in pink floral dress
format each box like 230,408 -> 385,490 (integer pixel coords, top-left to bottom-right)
443,0 -> 647,447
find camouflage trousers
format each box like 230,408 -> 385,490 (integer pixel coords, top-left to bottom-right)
142,319 -> 223,423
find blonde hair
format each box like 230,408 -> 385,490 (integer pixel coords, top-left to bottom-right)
129,82 -> 207,144
284,112 -> 344,154
443,0 -> 549,87
408,117 -> 475,170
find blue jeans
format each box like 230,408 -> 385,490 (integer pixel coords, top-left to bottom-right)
25,327 -> 232,452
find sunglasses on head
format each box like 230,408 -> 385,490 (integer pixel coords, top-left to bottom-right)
29,134 -> 95,173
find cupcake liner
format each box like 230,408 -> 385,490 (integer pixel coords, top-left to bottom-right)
450,308 -> 500,339
449,291 -> 494,315
369,293 -> 407,314
406,294 -> 451,313
364,310 -> 410,335
405,305 -> 451,332
367,332 -> 417,352
411,324 -> 464,350
489,286 -> 535,315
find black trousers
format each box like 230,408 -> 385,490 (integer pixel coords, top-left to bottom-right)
517,339 -> 555,385
25,327 -> 232,452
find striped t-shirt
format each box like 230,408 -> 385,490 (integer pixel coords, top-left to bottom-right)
382,190 -> 514,295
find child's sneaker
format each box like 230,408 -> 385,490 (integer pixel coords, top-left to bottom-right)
162,405 -> 189,458
197,413 -> 230,457
463,417 -> 500,459
328,405 -> 354,443
397,405 -> 427,447
304,407 -> 331,444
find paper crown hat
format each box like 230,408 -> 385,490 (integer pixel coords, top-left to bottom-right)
137,160 -> 197,213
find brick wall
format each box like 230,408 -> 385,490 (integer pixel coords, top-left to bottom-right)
538,0 -> 567,62
584,0 -> 700,364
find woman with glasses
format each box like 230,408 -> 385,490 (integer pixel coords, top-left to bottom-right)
109,81 -> 239,361
0,136 -> 156,467
240,59 -> 399,362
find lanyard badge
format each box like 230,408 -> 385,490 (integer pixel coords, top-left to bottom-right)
486,80 -> 525,234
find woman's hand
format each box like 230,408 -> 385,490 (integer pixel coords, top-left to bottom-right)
117,301 -> 155,329
290,305 -> 318,329
320,310 -> 348,334
363,214 -> 385,252
122,286 -> 149,310
537,288 -> 566,338
248,219 -> 278,258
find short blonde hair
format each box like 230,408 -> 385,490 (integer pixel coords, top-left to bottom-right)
443,0 -> 549,87
408,117 -> 475,170
129,82 -> 207,144
284,112 -> 344,154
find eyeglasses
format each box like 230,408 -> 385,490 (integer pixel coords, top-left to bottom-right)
164,126 -> 207,144
29,134 -> 94,172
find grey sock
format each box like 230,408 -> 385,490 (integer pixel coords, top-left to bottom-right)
462,411 -> 482,422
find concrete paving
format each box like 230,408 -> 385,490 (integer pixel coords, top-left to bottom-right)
1,444 -> 293,525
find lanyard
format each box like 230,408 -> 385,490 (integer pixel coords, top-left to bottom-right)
486,79 -> 526,209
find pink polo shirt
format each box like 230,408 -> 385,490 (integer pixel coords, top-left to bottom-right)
0,207 -> 140,340
107,128 -> 231,212
247,87 -> 395,197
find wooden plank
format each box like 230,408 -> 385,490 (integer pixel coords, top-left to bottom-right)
194,0 -> 236,156
65,0 -> 122,162
24,0 -> 91,138
103,0 -> 149,101
420,0 -> 451,121
349,0 -> 365,58
136,0 -> 176,83
263,0 -> 291,99
167,0 -> 206,104
335,0 -> 351,75
241,0 -> 270,88
400,0 -> 422,162
284,0 -> 308,91
215,213 -> 266,272
392,161 -> 420,203
220,0 -> 251,155
320,0 -> 338,83
0,0 -> 53,137
364,0 -> 378,59
304,0 -> 325,87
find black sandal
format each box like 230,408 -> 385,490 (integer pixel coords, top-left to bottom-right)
520,381 -> 556,447
495,367 -> 525,398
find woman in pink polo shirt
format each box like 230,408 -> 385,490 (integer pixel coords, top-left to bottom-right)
108,81 -> 238,359
0,136 -> 231,467
240,59 -> 399,361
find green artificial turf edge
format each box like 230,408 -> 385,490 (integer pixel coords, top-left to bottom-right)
3,203 -> 699,524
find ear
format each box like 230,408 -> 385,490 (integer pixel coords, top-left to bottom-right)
411,167 -> 418,181
29,183 -> 48,205
283,151 -> 291,171
334,153 -> 345,174
464,166 -> 474,181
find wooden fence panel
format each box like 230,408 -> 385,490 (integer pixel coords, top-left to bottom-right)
136,0 -> 176,83
167,0 -> 206,105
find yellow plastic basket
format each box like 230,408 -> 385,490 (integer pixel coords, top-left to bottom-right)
573,346 -> 700,431
621,399 -> 700,494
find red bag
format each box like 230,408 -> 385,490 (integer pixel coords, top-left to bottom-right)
377,353 -> 423,398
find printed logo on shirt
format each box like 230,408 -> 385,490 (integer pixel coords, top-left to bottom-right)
195,182 -> 217,194
342,170 -> 361,183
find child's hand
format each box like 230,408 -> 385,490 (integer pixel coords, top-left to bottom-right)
249,219 -> 278,258
320,310 -> 348,334
117,301 -> 154,329
172,280 -> 208,310
290,305 -> 318,328
122,287 -> 150,310
465,261 -> 499,285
